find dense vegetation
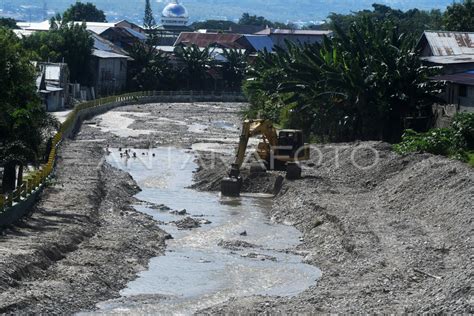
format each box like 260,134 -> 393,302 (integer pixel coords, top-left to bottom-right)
394,113 -> 474,164
0,17 -> 18,29
243,18 -> 443,143
62,2 -> 107,23
0,28 -> 58,193
191,12 -> 295,31
22,22 -> 94,85
323,4 -> 444,37
444,0 -> 474,32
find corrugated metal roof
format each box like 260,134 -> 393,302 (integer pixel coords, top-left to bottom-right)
17,20 -> 50,31
421,54 -> 474,65
91,32 -> 130,56
175,32 -> 244,48
423,31 -> 474,56
46,85 -> 63,92
86,25 -> 111,35
256,28 -> 333,36
92,49 -> 129,59
123,27 -> 147,40
243,35 -> 274,52
433,71 -> 474,85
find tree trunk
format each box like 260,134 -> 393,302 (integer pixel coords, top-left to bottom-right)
17,164 -> 23,188
2,162 -> 16,193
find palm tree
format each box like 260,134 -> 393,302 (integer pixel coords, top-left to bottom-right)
174,44 -> 213,90
220,48 -> 249,91
128,43 -> 175,91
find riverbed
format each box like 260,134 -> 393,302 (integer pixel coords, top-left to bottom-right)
93,147 -> 321,314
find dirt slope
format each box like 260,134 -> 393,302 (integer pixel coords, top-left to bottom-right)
0,139 -> 167,314
198,142 -> 473,314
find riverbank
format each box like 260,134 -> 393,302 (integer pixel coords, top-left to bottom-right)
195,142 -> 473,314
0,139 -> 167,314
0,101 -> 471,314
0,102 -> 246,314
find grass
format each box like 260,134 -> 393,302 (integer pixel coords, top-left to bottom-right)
468,152 -> 474,167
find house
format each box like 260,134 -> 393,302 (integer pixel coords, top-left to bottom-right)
175,32 -> 244,49
36,70 -> 64,112
417,31 -> 474,112
254,28 -> 333,48
229,25 -> 266,35
90,33 -> 131,96
174,32 -> 273,53
417,31 -> 474,74
97,27 -> 147,51
432,70 -> 474,112
35,62 -> 70,111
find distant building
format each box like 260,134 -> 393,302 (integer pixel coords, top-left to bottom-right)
174,32 -> 274,53
90,33 -> 132,97
156,0 -> 192,46
36,63 -> 70,111
417,31 -> 474,74
254,28 -> 333,48
417,31 -> 474,112
432,70 -> 474,112
229,25 -> 266,35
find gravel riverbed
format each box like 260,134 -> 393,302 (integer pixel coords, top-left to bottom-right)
0,102 -> 472,314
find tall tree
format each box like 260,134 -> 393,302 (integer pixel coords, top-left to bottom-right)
143,0 -> 156,30
0,28 -> 58,193
62,2 -> 107,23
444,0 -> 474,32
0,17 -> 18,29
22,23 -> 94,85
325,4 -> 444,37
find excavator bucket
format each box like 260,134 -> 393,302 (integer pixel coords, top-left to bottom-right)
221,177 -> 242,197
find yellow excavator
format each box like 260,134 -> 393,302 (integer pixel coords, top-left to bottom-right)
221,119 -> 310,197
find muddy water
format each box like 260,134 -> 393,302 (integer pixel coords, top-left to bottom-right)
97,147 -> 320,314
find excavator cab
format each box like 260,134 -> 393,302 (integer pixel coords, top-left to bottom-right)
221,120 -> 310,197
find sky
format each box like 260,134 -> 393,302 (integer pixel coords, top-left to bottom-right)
0,0 -> 458,24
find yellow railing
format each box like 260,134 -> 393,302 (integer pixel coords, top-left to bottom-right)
0,90 -> 245,214
0,91 -> 149,213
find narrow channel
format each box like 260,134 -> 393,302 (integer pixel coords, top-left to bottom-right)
94,147 -> 321,314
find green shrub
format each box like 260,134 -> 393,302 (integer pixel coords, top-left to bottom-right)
394,113 -> 474,164
394,129 -> 456,156
451,113 -> 474,150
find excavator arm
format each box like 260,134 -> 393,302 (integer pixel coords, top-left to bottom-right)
233,119 -> 277,170
223,119 -> 278,197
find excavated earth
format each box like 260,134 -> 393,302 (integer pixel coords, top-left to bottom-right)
0,101 -> 472,314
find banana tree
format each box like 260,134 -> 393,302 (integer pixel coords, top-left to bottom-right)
174,44 -> 213,90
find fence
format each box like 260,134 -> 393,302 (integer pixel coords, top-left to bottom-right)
0,90 -> 245,226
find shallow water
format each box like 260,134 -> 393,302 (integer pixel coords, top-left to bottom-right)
96,147 -> 320,314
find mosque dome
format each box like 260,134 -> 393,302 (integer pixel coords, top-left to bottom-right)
162,1 -> 189,18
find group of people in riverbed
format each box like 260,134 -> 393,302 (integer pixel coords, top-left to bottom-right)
105,146 -> 156,159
